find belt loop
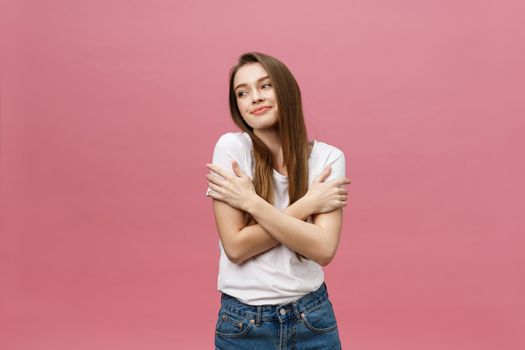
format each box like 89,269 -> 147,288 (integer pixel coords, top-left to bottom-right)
256,306 -> 262,326
292,301 -> 302,321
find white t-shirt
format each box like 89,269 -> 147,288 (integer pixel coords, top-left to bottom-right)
206,131 -> 346,305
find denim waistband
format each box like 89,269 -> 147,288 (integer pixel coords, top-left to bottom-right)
220,282 -> 330,324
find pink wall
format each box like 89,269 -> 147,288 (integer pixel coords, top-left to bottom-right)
1,0 -> 524,349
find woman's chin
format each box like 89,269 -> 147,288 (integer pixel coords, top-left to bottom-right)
246,117 -> 279,129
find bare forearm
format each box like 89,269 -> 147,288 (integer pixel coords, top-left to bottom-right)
234,196 -> 314,264
246,196 -> 327,265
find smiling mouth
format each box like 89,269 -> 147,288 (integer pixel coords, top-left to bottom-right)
252,107 -> 272,115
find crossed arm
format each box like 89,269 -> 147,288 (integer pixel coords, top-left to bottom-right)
211,193 -> 326,264
207,161 -> 348,266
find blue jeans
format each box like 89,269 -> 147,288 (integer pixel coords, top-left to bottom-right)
214,282 -> 342,349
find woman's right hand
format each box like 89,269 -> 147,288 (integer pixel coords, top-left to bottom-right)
306,166 -> 351,214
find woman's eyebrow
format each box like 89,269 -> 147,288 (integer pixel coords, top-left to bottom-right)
234,75 -> 270,91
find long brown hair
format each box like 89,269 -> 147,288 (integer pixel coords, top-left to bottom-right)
228,52 -> 310,262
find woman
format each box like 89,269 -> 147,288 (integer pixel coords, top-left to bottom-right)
205,52 -> 351,349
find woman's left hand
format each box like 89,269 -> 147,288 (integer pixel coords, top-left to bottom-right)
206,160 -> 257,212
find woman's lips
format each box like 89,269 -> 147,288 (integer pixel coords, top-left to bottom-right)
252,107 -> 272,115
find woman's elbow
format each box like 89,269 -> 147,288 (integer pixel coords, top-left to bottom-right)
223,243 -> 245,265
317,253 -> 334,267
227,253 -> 245,265
317,244 -> 338,266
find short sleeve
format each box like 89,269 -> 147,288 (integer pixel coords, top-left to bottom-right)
323,150 -> 346,183
205,133 -> 246,196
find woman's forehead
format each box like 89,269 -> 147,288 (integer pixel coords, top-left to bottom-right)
234,63 -> 269,87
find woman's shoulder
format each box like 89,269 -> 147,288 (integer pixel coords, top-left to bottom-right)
312,139 -> 345,159
215,131 -> 250,146
213,131 -> 252,157
311,139 -> 346,178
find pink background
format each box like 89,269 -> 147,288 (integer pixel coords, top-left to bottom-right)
1,0 -> 524,349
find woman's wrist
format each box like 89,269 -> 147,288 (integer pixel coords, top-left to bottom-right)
244,192 -> 263,215
288,195 -> 317,220
300,193 -> 317,216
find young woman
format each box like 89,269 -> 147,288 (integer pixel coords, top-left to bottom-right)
205,52 -> 351,349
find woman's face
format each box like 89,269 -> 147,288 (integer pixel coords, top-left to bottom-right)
233,62 -> 279,131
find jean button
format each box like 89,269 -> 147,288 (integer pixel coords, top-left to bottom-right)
280,308 -> 286,315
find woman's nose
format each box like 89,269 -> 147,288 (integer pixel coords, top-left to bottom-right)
252,90 -> 264,102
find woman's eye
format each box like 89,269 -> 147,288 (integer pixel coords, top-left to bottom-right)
237,83 -> 271,97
